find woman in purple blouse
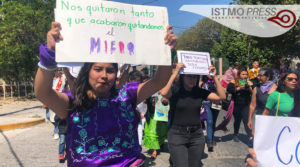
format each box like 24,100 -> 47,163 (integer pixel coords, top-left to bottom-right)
34,22 -> 177,167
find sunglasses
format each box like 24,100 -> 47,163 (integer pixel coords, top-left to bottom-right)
286,77 -> 298,82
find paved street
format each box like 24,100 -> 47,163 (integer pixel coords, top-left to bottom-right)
0,101 -> 248,167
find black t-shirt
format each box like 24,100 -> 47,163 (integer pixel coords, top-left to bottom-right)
227,83 -> 252,105
169,86 -> 211,126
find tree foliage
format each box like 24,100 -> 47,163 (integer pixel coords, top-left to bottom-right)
211,27 -> 276,68
211,0 -> 300,68
176,18 -> 223,52
0,0 -> 55,82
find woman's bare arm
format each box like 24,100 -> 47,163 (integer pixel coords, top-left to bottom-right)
160,63 -> 184,99
34,22 -> 69,119
137,26 -> 177,104
35,68 -> 70,119
262,108 -> 270,115
248,87 -> 257,129
137,66 -> 172,104
207,66 -> 226,101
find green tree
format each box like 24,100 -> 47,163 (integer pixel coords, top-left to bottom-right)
176,18 -> 223,52
211,27 -> 275,68
0,0 -> 55,83
212,0 -> 300,68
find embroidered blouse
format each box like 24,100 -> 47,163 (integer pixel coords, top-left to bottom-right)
66,82 -> 141,167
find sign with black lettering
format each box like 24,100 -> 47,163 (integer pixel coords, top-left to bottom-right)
177,50 -> 211,75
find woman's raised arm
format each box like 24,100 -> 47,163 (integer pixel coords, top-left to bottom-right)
160,63 -> 184,99
34,22 -> 70,119
137,26 -> 177,104
207,66 -> 226,101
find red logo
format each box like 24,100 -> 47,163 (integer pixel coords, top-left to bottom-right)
268,10 -> 296,28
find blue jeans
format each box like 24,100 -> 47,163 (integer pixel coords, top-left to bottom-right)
204,102 -> 220,142
59,134 -> 66,155
46,108 -> 58,134
54,123 -> 58,134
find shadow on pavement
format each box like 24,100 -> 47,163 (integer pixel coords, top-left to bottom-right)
0,130 -> 24,167
220,133 -> 249,145
0,105 -> 41,116
144,157 -> 157,167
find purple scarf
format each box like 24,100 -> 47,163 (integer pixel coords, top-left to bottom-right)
260,81 -> 274,94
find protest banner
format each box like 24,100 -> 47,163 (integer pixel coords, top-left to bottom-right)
177,50 -> 211,75
254,115 -> 300,167
55,0 -> 171,65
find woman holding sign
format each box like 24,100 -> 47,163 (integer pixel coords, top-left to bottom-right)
161,63 -> 226,167
34,22 -> 177,167
245,77 -> 300,167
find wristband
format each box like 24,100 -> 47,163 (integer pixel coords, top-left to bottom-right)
38,62 -> 58,71
39,44 -> 57,66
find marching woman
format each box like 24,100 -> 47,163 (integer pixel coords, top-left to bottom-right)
247,68 -> 277,130
245,75 -> 300,167
161,63 -> 226,167
34,22 -> 177,166
227,69 -> 253,142
263,72 -> 298,116
143,92 -> 169,159
199,75 -> 221,152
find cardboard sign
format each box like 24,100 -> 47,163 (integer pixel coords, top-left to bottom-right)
177,50 -> 211,75
254,115 -> 300,167
55,0 -> 171,65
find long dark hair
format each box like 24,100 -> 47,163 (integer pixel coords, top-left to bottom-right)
129,70 -> 142,82
178,74 -> 200,92
71,63 -> 118,112
277,72 -> 298,93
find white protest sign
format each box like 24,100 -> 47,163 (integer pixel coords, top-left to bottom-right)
254,115 -> 300,167
55,0 -> 171,65
177,50 -> 211,75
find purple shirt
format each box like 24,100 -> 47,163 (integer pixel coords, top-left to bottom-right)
66,82 -> 141,167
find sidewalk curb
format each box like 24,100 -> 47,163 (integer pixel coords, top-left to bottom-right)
0,118 -> 45,131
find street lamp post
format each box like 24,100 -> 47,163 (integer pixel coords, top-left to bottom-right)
247,42 -> 251,70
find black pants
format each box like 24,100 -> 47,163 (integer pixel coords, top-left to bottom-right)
233,103 -> 252,137
168,127 -> 205,167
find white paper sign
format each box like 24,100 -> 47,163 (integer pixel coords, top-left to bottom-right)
177,50 -> 211,75
55,0 -> 171,65
254,115 -> 300,167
